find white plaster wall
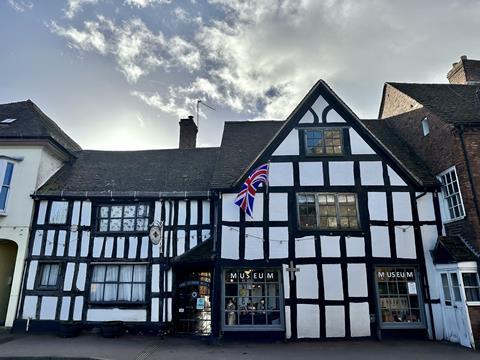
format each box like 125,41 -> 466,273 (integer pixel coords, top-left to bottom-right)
395,226 -> 416,259
326,109 -> 346,123
26,261 -> 38,290
178,201 -> 187,225
221,226 -> 239,259
116,237 -> 125,258
37,201 -> 47,225
87,309 -> 147,322
63,262 -> 75,291
321,236 -> 340,257
73,296 -> 83,321
104,237 -> 114,258
76,263 -> 87,291
68,231 -> 78,257
371,226 -> 391,258
222,193 -> 239,222
282,264 -> 290,299
190,200 -> 198,225
295,236 -> 316,258
392,192 -> 412,221
152,264 -> 160,293
269,193 -> 288,221
93,237 -> 104,258
417,193 -> 436,221
32,230 -> 43,255
285,305 -> 291,339
346,237 -> 365,257
153,201 -> 162,224
299,110 -> 316,123
40,296 -> 58,320
269,227 -> 289,259
329,162 -> 354,186
350,302 -> 371,337
151,298 -> 160,322
80,231 -> 90,257
325,306 -> 345,337
36,148 -> 64,188
296,264 -> 318,298
56,230 -> 66,256
177,230 -> 185,256
71,201 -> 81,225
80,201 -> 92,226
22,296 -> 38,319
60,297 -> 70,321
349,129 -> 375,155
311,95 -> 329,118
388,166 -> 407,186
128,237 -> 137,258
360,161 -> 384,186
140,236 -> 148,259
269,163 -> 293,187
297,304 -> 320,338
299,162 -> 324,186
202,201 -> 210,224
272,129 -> 299,156
44,230 -> 55,256
247,193 -> 263,222
323,264 -> 343,300
368,192 -> 388,221
347,264 -> 368,297
421,225 -> 441,301
244,227 -> 264,259
49,201 -> 68,224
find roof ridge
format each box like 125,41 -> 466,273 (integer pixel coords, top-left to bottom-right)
79,147 -> 220,153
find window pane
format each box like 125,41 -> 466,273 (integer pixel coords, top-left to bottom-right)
99,219 -> 109,232
119,265 -> 133,282
118,284 -> 132,301
110,219 -> 121,231
462,273 -> 479,287
132,284 -> 145,301
92,265 -> 106,282
137,205 -> 148,217
0,187 -> 8,210
104,284 -> 118,301
111,206 -> 123,218
41,265 -> 51,286
123,218 -> 134,231
48,264 -> 60,286
90,283 -> 104,301
106,266 -> 119,282
124,205 -> 136,218
134,265 -> 147,282
136,218 -> 147,231
100,207 -> 109,218
3,163 -> 14,185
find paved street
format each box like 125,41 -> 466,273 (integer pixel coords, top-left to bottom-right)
0,334 -> 478,360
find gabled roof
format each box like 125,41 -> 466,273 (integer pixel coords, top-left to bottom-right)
37,148 -> 219,196
0,100 -> 82,154
210,120 -> 284,188
361,120 -> 437,187
233,80 -> 438,189
384,83 -> 480,125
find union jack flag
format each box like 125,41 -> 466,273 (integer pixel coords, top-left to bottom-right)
234,163 -> 269,217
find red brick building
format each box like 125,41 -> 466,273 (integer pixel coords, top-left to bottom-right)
376,56 -> 480,348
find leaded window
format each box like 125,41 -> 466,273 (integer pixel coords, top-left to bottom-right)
90,264 -> 147,303
304,128 -> 343,155
297,193 -> 359,230
97,203 -> 150,233
438,167 -> 465,221
462,273 -> 480,302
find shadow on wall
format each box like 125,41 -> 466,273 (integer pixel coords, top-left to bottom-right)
0,239 -> 17,325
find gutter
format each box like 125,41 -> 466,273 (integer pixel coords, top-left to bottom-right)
31,190 -> 212,200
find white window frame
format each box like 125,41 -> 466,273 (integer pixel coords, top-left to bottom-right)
437,166 -> 466,223
460,271 -> 480,306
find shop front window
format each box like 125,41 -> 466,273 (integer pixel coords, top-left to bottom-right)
223,269 -> 283,330
375,267 -> 424,328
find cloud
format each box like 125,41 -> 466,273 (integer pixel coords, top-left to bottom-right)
7,0 -> 33,12
64,0 -> 99,18
124,0 -> 171,8
49,16 -> 201,83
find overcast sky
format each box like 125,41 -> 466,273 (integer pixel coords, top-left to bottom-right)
1,0 -> 480,150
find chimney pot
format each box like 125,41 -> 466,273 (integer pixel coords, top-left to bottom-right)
179,115 -> 198,149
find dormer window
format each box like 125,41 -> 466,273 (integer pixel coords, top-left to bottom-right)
421,117 -> 429,136
304,128 -> 343,155
438,167 -> 465,221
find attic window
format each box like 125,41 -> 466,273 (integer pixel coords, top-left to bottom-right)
1,118 -> 16,124
421,117 -> 429,136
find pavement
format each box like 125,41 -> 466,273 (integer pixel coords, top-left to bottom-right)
0,333 -> 478,360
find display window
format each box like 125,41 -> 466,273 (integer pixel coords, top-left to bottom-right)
375,266 -> 424,328
223,269 -> 284,330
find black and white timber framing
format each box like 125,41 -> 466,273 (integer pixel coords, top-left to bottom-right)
15,80 -> 447,341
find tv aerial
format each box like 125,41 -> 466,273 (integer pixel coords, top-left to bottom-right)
196,100 -> 215,128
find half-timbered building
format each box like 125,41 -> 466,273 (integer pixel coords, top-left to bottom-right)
14,81 -> 450,343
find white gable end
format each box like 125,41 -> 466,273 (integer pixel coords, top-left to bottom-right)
272,129 -> 299,156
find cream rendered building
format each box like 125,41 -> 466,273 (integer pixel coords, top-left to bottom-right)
0,100 -> 80,328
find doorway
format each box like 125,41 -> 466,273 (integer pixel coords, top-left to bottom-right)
173,270 -> 212,336
0,240 -> 17,326
439,270 -> 473,347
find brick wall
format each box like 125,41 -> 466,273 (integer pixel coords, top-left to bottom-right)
380,85 -> 480,251
468,306 -> 480,348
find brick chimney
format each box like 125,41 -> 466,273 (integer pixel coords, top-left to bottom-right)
447,55 -> 480,84
179,115 -> 198,149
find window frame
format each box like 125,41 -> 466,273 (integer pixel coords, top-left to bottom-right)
88,262 -> 149,305
374,266 -> 426,329
0,161 -> 15,215
221,268 -> 285,332
461,272 -> 480,305
303,127 -> 344,156
36,262 -> 62,290
437,166 -> 466,223
296,192 -> 361,231
95,203 -> 152,234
